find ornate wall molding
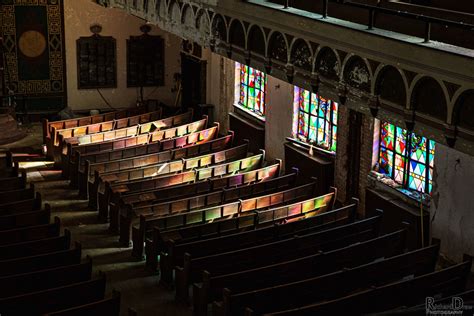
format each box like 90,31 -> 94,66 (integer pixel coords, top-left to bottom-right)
96,0 -> 474,155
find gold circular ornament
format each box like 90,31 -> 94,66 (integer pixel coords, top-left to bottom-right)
18,30 -> 47,58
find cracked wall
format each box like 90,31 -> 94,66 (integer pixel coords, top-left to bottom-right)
430,144 -> 474,262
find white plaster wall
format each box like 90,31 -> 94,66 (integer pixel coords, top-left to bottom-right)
430,144 -> 474,262
64,0 -> 181,110
264,76 -> 294,162
205,52 -> 234,133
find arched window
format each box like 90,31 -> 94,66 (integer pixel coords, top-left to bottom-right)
235,62 -> 267,118
378,122 -> 435,194
294,86 -> 338,153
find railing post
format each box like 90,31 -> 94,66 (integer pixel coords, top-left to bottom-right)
284,0 -> 289,9
424,21 -> 431,43
322,0 -> 328,18
368,8 -> 375,30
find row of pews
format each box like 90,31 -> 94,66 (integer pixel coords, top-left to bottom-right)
49,106 -> 474,315
0,152 -> 134,315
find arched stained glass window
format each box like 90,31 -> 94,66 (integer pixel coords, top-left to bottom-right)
235,62 -> 267,118
294,86 -> 338,153
378,121 -> 435,194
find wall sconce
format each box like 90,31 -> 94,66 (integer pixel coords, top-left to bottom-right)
404,108 -> 415,132
264,57 -> 272,74
90,24 -> 103,35
444,124 -> 457,148
285,64 -> 295,84
337,83 -> 348,105
368,94 -> 380,117
310,73 -> 320,94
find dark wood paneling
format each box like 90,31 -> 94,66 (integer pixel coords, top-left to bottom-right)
284,142 -> 334,196
366,188 -> 430,250
229,112 -> 265,154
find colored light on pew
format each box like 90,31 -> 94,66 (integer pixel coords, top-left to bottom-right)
151,163 -> 169,176
153,121 -> 167,129
19,161 -> 55,170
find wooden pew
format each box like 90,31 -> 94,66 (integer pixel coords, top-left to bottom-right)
44,290 -> 123,316
0,204 -> 51,231
0,192 -> 42,216
59,111 -> 200,174
159,189 -> 338,285
0,169 -> 27,191
131,171 -> 299,259
190,198 -> 360,315
83,123 -> 219,202
154,195 -> 352,275
0,216 -> 61,246
0,183 -> 35,205
114,143 -> 251,245
102,152 -> 268,228
110,163 -> 283,234
95,141 -> 249,218
156,182 -> 324,279
0,242 -> 82,277
218,243 -> 440,316
50,109 -> 163,163
0,273 -> 107,315
175,210 -> 383,301
127,181 -> 317,255
43,106 -> 153,158
0,257 -> 92,298
80,131 -> 233,200
67,111 -> 199,183
199,228 -> 408,316
266,257 -> 473,315
0,229 -> 71,260
0,151 -> 19,178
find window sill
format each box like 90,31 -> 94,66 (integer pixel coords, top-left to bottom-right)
233,104 -> 265,124
285,139 -> 335,164
286,137 -> 336,158
367,170 -> 431,209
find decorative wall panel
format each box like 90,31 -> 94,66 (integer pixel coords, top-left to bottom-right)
0,0 -> 66,112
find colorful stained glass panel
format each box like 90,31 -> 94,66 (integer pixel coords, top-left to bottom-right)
236,62 -> 266,118
378,121 -> 436,194
294,86 -> 338,153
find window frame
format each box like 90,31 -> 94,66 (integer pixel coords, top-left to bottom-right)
235,62 -> 267,120
378,121 -> 435,194
294,86 -> 338,153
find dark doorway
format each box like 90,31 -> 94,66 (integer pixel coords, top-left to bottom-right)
180,52 -> 207,114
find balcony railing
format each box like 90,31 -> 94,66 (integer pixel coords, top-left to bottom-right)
265,0 -> 474,49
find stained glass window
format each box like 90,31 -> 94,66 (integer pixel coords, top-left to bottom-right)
235,62 -> 267,118
294,86 -> 338,153
378,121 -> 435,194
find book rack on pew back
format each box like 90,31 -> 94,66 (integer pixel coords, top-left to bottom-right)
108,162 -> 283,235
60,111 -> 202,176
79,130 -> 233,200
77,123 -> 222,199
100,152 -> 270,229
174,208 -> 383,301
131,171 -> 300,259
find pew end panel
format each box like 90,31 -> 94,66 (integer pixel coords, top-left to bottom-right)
77,157 -> 90,197
175,252 -> 193,302
131,213 -> 146,259
193,270 -> 212,316
212,300 -> 225,316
